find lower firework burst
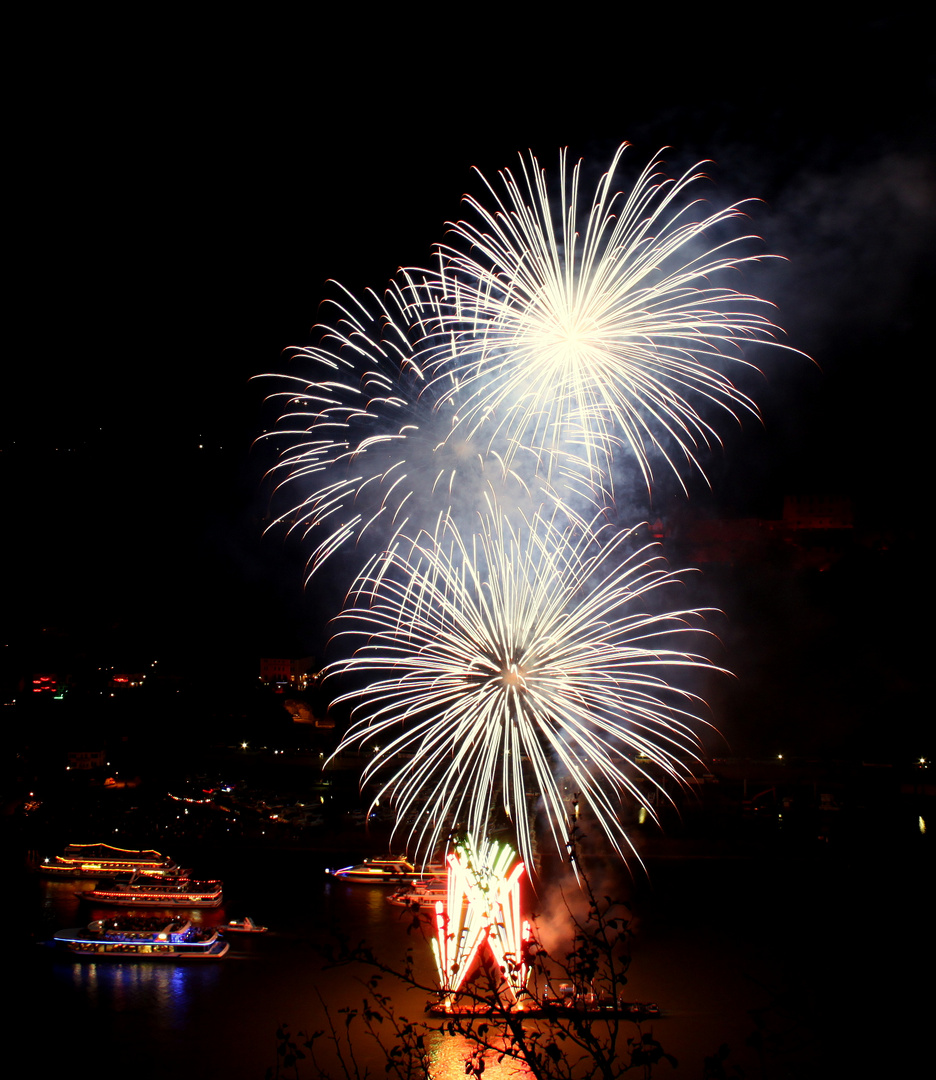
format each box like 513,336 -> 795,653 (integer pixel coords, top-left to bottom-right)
327,506 -> 723,870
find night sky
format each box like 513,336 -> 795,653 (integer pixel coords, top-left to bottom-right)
6,14 -> 932,757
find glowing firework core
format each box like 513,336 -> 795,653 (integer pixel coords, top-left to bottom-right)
498,664 -> 527,690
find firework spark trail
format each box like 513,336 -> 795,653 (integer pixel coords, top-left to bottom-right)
418,143 -> 799,494
326,506 -> 723,870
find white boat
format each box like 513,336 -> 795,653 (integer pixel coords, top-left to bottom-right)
54,917 -> 228,959
386,877 -> 450,909
327,856 -> 444,884
39,843 -> 180,879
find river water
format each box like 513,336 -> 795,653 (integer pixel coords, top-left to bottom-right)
11,836 -> 929,1079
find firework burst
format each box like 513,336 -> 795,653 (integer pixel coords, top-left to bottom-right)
419,143 -> 796,493
259,144 -> 802,878
327,507 -> 722,870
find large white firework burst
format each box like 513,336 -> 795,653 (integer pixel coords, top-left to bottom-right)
327,506 -> 722,870
419,143 -> 796,493
258,144 -> 798,577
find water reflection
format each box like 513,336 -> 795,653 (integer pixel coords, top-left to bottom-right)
31,834 -> 927,1079
427,1031 -> 532,1080
66,959 -> 221,1021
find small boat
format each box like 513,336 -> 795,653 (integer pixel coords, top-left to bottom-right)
82,872 -> 223,908
54,917 -> 228,959
327,856 -> 443,884
38,843 -> 180,879
223,916 -> 268,934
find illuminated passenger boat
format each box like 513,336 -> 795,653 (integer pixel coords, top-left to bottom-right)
386,877 -> 451,909
83,873 -> 223,907
327,856 -> 443,883
39,843 -> 180,879
54,917 -> 228,959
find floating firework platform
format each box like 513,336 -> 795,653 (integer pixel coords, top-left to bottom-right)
426,1001 -> 662,1020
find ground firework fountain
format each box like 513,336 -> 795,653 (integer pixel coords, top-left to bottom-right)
432,836 -> 530,1008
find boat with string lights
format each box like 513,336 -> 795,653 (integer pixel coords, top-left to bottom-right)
38,843 -> 181,879
82,873 -> 223,907
327,856 -> 444,883
54,917 -> 229,959
387,877 -> 452,910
